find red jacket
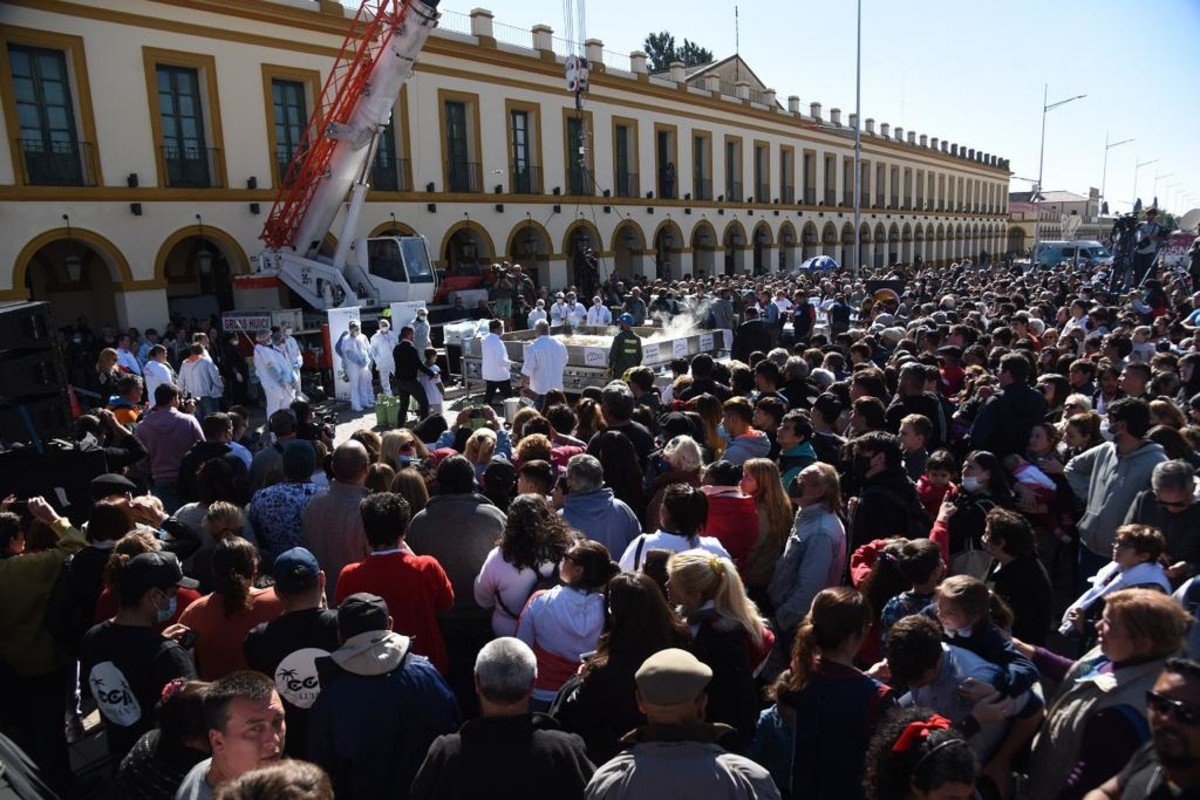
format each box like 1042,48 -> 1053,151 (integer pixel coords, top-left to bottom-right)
701,488 -> 759,574
916,476 -> 958,525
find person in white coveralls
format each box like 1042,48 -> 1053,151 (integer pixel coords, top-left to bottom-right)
337,320 -> 374,412
254,329 -> 294,418
586,296 -> 612,327
370,318 -> 398,397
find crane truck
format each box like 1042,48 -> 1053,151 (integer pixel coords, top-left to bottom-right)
247,0 -> 441,312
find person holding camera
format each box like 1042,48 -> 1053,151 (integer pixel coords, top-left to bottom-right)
1131,207 -> 1167,289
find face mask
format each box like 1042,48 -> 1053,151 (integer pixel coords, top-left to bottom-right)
156,594 -> 177,624
396,455 -> 412,466
961,476 -> 983,492
717,424 -> 730,442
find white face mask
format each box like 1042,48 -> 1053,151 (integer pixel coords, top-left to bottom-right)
155,593 -> 177,624
961,476 -> 983,492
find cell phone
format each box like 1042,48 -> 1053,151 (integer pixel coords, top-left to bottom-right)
176,629 -> 199,649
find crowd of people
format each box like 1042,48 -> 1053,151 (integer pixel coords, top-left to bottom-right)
6,233 -> 1200,799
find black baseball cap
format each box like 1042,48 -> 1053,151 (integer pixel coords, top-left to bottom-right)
90,473 -> 137,501
271,547 -> 321,594
337,593 -> 390,639
117,552 -> 198,601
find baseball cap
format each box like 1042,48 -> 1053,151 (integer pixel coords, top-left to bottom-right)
635,648 -> 712,705
337,593 -> 390,639
90,473 -> 137,501
617,313 -> 634,326
271,547 -> 321,594
118,552 -> 198,600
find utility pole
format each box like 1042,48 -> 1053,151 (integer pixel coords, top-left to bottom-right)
852,0 -> 862,276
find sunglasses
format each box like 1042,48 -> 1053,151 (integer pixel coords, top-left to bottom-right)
1147,691 -> 1200,726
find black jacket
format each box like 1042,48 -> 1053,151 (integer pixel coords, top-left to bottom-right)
885,392 -> 946,449
553,650 -> 652,765
731,319 -> 773,364
1125,489 -> 1200,573
410,713 -> 594,800
176,441 -> 249,504
968,382 -> 1047,458
988,555 -> 1053,645
687,612 -> 759,752
850,467 -> 926,550
393,339 -> 434,382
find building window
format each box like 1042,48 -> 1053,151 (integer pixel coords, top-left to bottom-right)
724,137 -> 742,202
444,100 -> 474,192
655,124 -> 677,199
271,78 -> 306,186
693,132 -> 712,201
371,119 -> 411,192
823,154 -> 836,206
510,110 -> 534,193
565,113 -> 591,196
779,147 -> 795,204
803,151 -> 816,204
613,120 -> 637,198
8,44 -> 90,186
753,143 -> 769,204
157,65 -> 215,188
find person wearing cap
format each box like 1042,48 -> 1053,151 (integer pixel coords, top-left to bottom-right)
607,314 -> 642,380
80,551 -> 198,763
550,292 -> 570,328
411,637 -> 595,799
246,440 -> 319,567
243,547 -> 339,761
335,320 -> 373,413
369,318 -> 397,398
253,329 -> 294,419
527,298 -> 548,328
586,296 -> 613,327
412,306 -> 431,353
306,593 -> 459,800
1131,207 -> 1166,289
584,648 -> 779,799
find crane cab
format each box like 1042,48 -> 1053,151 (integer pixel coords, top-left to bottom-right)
352,235 -> 438,304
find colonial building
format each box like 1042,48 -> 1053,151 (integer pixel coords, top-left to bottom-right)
1,0 -> 1011,330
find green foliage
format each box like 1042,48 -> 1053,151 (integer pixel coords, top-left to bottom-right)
642,31 -> 714,72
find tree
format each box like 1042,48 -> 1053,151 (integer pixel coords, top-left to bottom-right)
643,31 -> 676,72
642,31 -> 713,72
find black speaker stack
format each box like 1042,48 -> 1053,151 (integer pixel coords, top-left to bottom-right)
0,301 -> 71,452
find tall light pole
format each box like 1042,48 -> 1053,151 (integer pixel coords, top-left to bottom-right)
1100,133 -> 1133,207
1132,158 -> 1157,210
1153,173 -> 1173,207
1032,85 -> 1086,260
852,0 -> 862,276
1164,182 -> 1180,212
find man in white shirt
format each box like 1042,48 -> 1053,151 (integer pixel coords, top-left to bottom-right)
586,296 -> 612,327
115,334 -> 142,375
178,343 -> 225,420
526,299 -> 547,328
549,292 -> 569,328
141,344 -> 176,404
480,319 -> 514,406
520,319 -> 568,410
564,292 -> 587,327
369,319 -> 397,396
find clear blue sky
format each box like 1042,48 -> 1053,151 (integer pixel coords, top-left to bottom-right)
443,0 -> 1200,216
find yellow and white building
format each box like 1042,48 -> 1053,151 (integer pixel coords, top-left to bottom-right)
0,0 -> 1012,330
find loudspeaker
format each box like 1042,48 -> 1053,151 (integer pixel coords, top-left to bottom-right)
0,301 -> 54,354
0,445 -> 108,524
0,349 -> 66,399
0,392 -> 72,445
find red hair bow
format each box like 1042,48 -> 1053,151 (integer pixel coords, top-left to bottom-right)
891,714 -> 952,753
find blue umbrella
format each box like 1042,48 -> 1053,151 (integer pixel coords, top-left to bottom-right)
795,256 -> 839,272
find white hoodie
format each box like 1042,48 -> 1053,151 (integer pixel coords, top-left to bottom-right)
473,546 -> 557,636
515,585 -> 605,701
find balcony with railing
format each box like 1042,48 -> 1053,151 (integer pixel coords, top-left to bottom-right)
511,164 -> 543,194
614,171 -> 639,198
371,157 -> 413,192
842,191 -> 853,208
163,144 -> 222,188
903,197 -> 912,210
754,183 -> 769,204
566,164 -> 591,196
804,187 -> 816,205
781,185 -> 795,204
725,180 -> 743,203
447,160 -> 483,193
694,177 -> 712,201
823,189 -> 836,206
890,194 -> 899,208
657,167 -> 677,199
875,194 -> 885,208
15,138 -> 97,186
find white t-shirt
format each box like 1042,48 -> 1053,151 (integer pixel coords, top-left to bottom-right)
522,335 -> 569,394
619,530 -> 731,572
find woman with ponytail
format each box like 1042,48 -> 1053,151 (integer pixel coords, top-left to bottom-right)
666,550 -> 773,746
515,540 -> 619,710
863,706 -> 976,800
774,587 -> 896,800
177,536 -> 282,679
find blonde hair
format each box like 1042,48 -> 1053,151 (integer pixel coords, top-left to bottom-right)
96,347 -> 118,373
379,429 -> 429,469
666,551 -> 765,645
689,394 -> 726,458
662,435 -> 703,473
1105,588 -> 1193,660
204,501 -> 244,542
104,530 -> 163,600
464,427 -> 497,464
743,458 -> 792,557
801,462 -> 842,513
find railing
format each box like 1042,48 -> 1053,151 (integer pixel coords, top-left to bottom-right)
566,164 -> 591,196
725,181 -> 743,202
823,189 -> 836,206
371,157 -> 412,192
903,197 -> 912,210
781,185 -> 795,204
875,194 -> 885,208
693,177 -> 712,201
490,20 -> 533,49
512,163 -> 543,194
437,9 -> 472,35
163,144 -> 222,188
602,50 -> 633,73
614,171 -> 639,198
755,183 -> 769,203
804,187 -> 816,205
890,194 -> 900,207
657,169 -> 677,199
842,191 -> 853,207
15,138 -> 97,186
446,160 -> 482,193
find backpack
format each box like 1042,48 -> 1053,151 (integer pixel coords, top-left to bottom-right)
495,561 -> 561,619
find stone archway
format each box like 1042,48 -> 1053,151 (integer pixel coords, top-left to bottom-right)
15,227 -> 130,331
751,222 -> 773,275
821,221 -> 838,258
778,221 -> 798,271
722,220 -> 747,276
505,220 -> 552,288
155,225 -> 250,317
1008,226 -> 1026,257
873,223 -> 886,268
935,224 -> 946,264
914,224 -> 926,263
839,223 -> 855,269
801,221 -> 818,260
652,220 -> 684,280
856,224 -> 870,271
440,221 -> 496,274
610,220 -> 647,280
901,223 -> 913,264
690,220 -> 718,277
561,219 -> 602,291
887,223 -> 900,265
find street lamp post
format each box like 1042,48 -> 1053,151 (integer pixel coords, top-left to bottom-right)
1132,158 -> 1158,210
1153,173 -> 1174,207
1032,85 -> 1086,261
1100,132 -> 1133,207
852,0 -> 862,277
